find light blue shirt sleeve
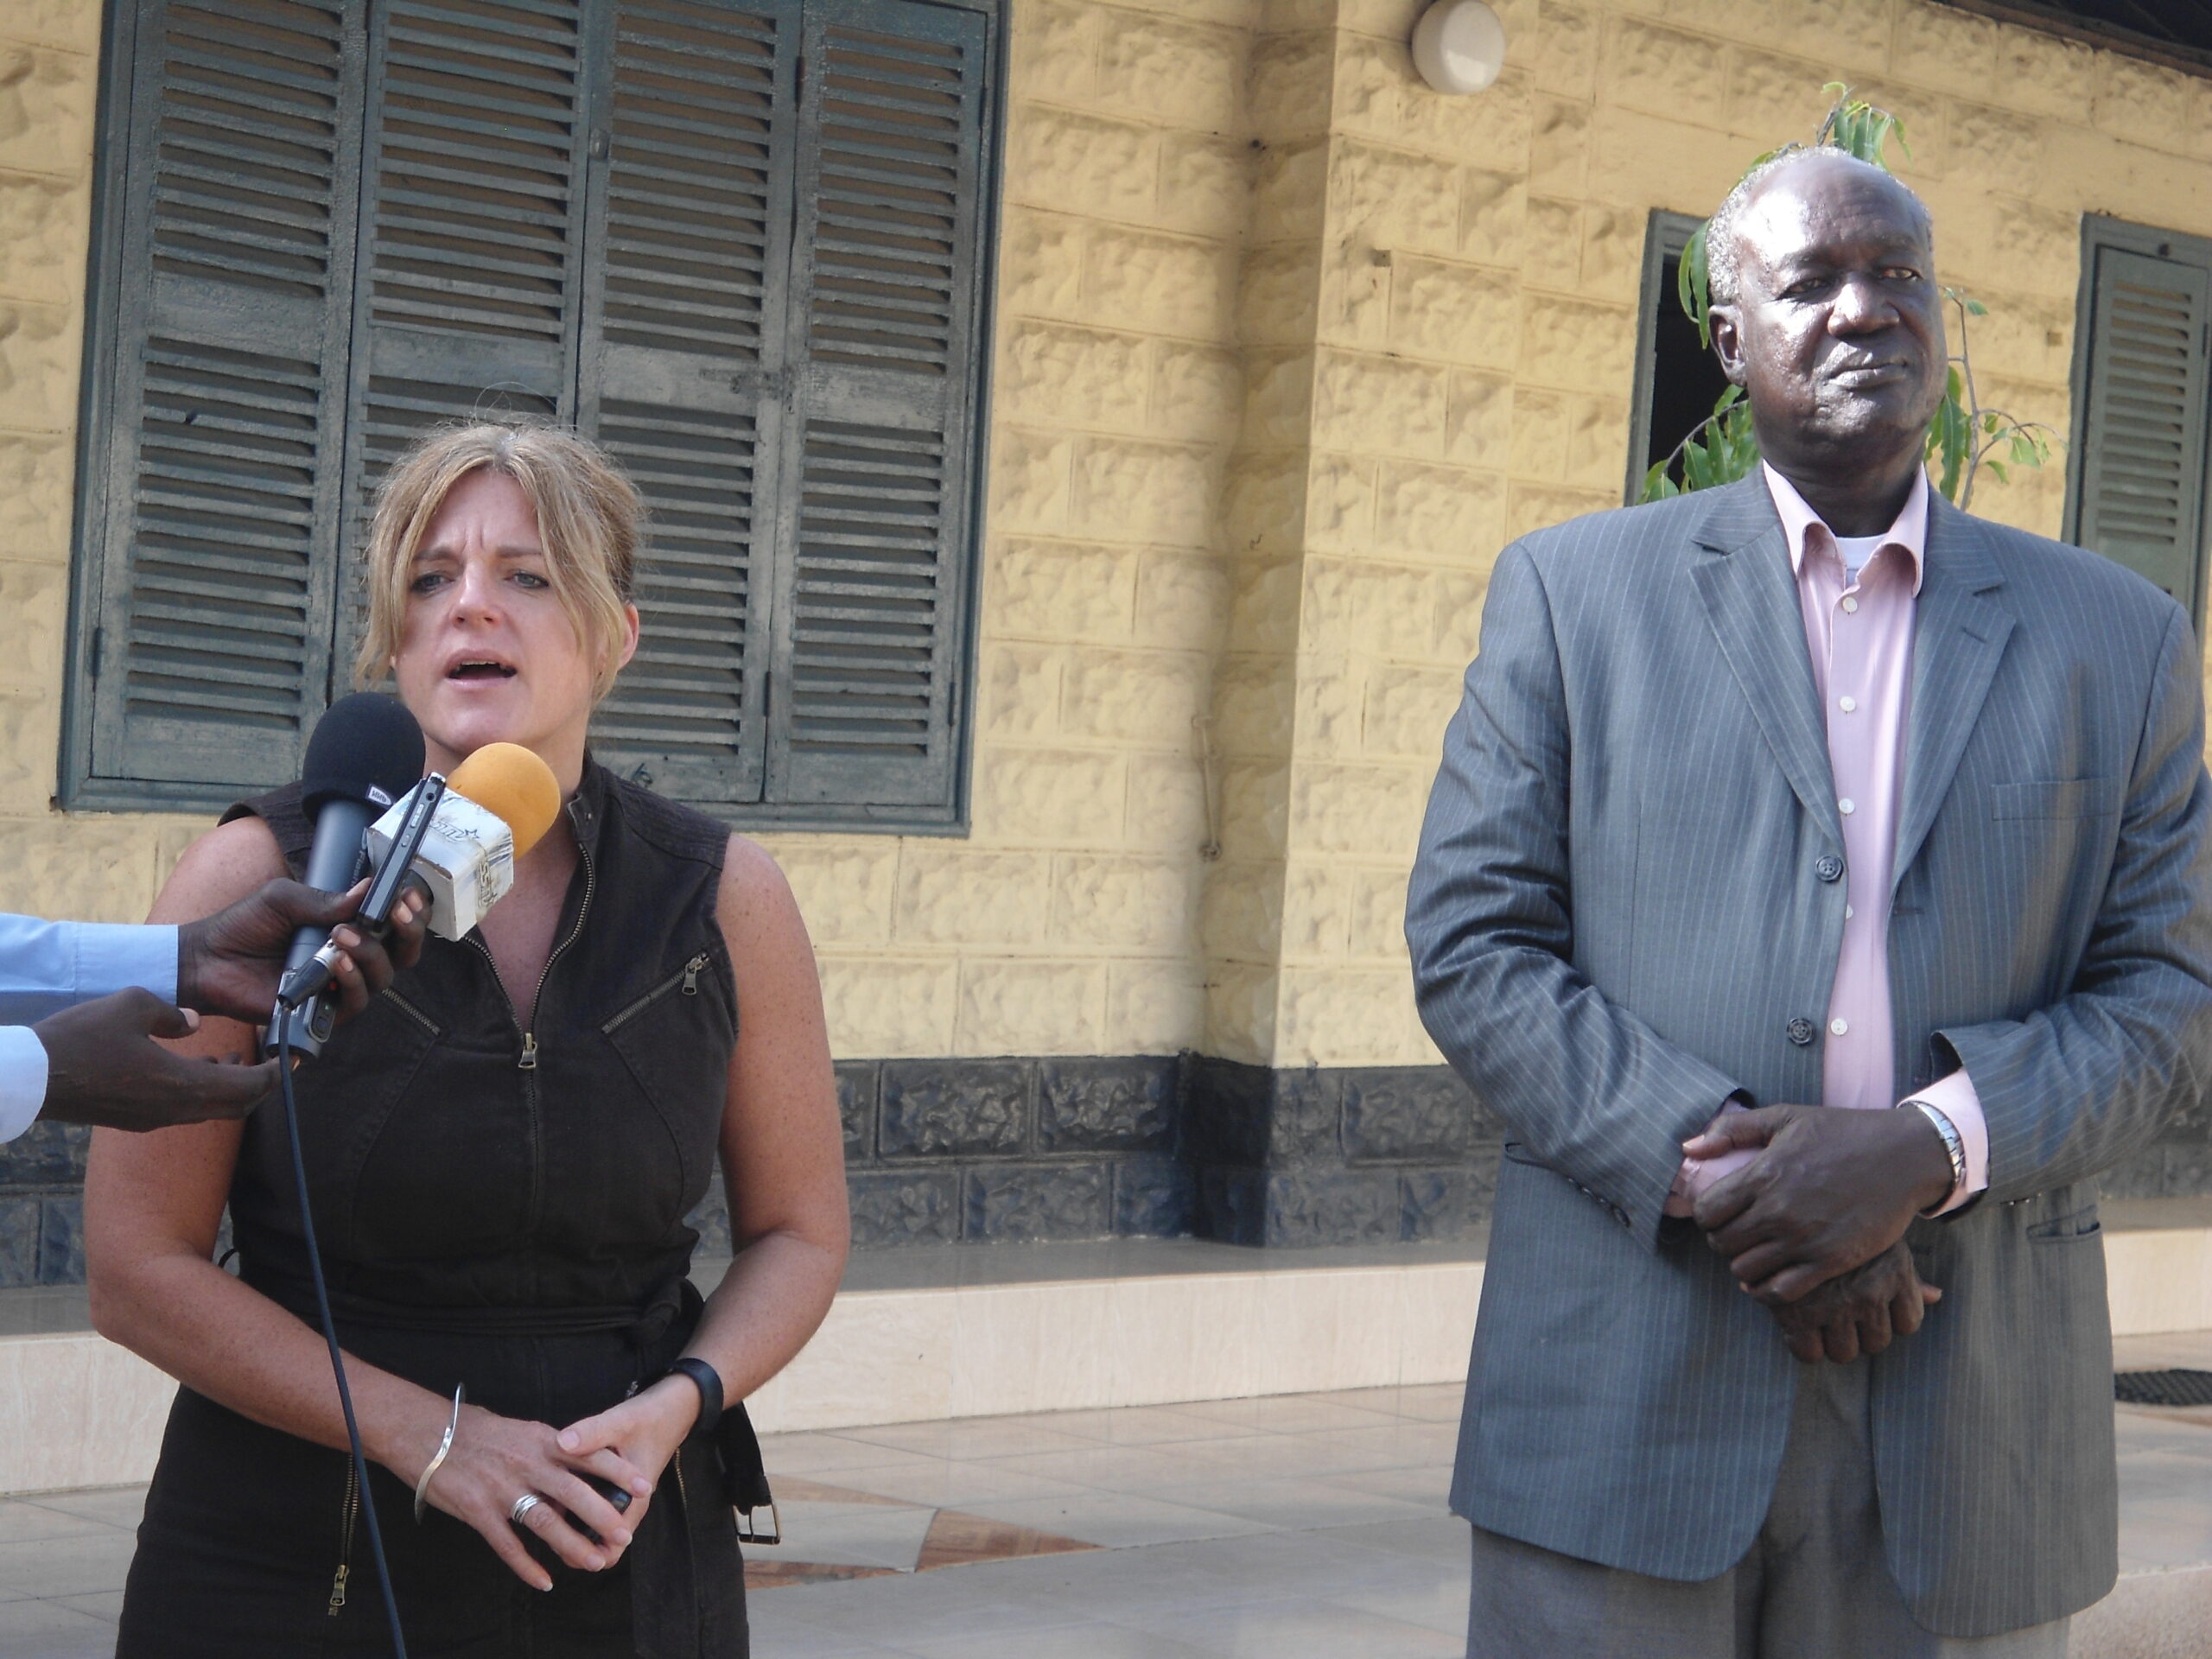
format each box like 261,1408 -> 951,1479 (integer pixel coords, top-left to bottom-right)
0,1024 -> 47,1143
0,913 -> 180,1023
0,915 -> 181,1142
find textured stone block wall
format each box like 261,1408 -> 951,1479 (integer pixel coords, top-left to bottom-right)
10,1 -> 2212,1266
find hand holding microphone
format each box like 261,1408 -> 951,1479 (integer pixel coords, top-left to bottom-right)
270,694 -> 563,1052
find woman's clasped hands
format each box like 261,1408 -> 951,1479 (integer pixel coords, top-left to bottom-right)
410,1378 -> 699,1592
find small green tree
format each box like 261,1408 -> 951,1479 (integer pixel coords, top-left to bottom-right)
1640,86 -> 2055,509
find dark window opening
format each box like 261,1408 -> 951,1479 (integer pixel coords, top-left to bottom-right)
1625,210 -> 1735,502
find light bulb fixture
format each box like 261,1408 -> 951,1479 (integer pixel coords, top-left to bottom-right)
1410,0 -> 1506,95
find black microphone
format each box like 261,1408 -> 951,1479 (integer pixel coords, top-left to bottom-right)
266,694 -> 425,1058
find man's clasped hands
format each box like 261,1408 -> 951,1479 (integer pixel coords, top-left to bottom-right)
1681,1103 -> 1960,1364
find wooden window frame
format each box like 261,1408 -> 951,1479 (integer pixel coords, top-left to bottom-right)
61,0 -> 1007,835
2065,213 -> 2212,635
1624,208 -> 1709,506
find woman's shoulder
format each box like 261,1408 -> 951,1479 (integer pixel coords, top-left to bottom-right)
150,814 -> 289,925
596,769 -> 733,871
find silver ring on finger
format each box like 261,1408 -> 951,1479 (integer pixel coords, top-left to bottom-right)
510,1493 -> 543,1525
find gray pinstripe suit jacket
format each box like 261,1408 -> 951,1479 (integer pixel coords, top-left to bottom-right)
1406,475 -> 2212,1636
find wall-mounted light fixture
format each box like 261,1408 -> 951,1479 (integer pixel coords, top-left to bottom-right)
1410,0 -> 1506,94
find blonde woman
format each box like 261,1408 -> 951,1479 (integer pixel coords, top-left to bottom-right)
88,424 -> 849,1656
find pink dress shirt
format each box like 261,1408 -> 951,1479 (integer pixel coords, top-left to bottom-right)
1667,464 -> 1988,1217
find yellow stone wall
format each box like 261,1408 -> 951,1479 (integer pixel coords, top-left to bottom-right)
6,0 -> 2212,1069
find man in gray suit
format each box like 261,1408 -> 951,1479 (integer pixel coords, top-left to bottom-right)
1407,146 -> 2212,1656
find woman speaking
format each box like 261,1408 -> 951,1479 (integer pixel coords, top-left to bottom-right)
86,423 -> 849,1656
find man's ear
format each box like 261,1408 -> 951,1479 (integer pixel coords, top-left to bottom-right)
1709,305 -> 1748,387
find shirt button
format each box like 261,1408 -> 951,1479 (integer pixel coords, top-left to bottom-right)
1842,596 -> 1859,613
1839,696 -> 1857,713
1815,854 -> 1844,882
1787,1016 -> 1816,1046
1846,905 -> 1855,919
1830,1017 -> 1850,1036
1839,798 -> 1856,816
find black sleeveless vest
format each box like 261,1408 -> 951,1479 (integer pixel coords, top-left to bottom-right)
226,759 -> 736,1330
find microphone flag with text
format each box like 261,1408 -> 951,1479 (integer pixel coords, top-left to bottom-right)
275,740 -> 563,1025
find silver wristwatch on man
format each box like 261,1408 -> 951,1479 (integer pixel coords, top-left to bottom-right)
1902,1098 -> 1966,1211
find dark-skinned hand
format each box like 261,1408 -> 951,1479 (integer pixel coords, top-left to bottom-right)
1686,1103 -> 1954,1304
175,877 -> 428,1026
33,989 -> 278,1130
1764,1238 -> 1942,1363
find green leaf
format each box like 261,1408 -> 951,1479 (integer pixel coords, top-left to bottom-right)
1986,460 -> 2009,486
1679,223 -> 1713,346
1638,460 -> 1678,504
1965,297 -> 1987,316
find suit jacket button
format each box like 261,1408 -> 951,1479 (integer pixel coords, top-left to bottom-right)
1787,1016 -> 1816,1046
1815,855 -> 1844,883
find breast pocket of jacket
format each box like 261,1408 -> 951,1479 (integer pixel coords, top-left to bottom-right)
1986,778 -> 2122,822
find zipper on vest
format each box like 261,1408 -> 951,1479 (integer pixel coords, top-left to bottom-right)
463,809 -> 597,1071
601,953 -> 711,1035
463,798 -> 596,1243
382,987 -> 441,1038
329,1457 -> 359,1616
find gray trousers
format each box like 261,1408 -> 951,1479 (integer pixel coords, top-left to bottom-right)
1465,1359 -> 2073,1659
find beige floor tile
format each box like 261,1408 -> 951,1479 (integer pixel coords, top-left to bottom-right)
821,1458 -> 1090,1510
1145,1473 -> 1439,1529
0,1530 -> 139,1598
829,1418 -> 1098,1462
1118,1593 -> 1466,1657
19,1489 -> 145,1531
0,1594 -> 116,1659
0,1502 -> 111,1547
956,1491 -> 1275,1549
900,1620 -> 1221,1658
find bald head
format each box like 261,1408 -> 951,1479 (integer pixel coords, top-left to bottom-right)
1707,147 -> 1933,308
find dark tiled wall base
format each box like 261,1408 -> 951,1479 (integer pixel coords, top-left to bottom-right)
0,1122 -> 87,1287
23,1054 -> 2209,1277
1184,1058 -> 1504,1248
834,1056 -> 1193,1249
683,1056 -> 1503,1250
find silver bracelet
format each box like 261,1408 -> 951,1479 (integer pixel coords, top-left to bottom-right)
413,1383 -> 466,1523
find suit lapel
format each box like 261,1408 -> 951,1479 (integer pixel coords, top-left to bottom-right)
1690,478 -> 1842,842
1892,495 -> 2014,893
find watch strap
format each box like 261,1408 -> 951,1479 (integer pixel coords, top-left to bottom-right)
668,1356 -> 724,1440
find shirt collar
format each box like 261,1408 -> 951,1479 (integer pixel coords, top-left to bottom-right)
1760,461 -> 1928,595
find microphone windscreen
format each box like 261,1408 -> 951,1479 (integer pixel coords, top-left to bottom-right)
301,694 -> 425,819
446,743 -> 562,859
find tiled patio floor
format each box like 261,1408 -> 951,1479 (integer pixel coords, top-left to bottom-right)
4,1362 -> 2209,1657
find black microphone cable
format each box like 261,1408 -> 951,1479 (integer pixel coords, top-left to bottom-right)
276,1002 -> 410,1659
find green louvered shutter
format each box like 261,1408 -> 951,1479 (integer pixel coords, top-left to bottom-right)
765,0 -> 993,811
581,0 -> 801,804
330,0 -> 590,686
78,0 -> 365,798
2072,243 -> 2212,625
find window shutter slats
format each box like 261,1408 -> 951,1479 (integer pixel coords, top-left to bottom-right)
583,0 -> 801,804
81,0 -> 364,792
333,0 -> 591,690
79,0 -> 995,824
2075,245 -> 2212,623
766,0 -> 991,810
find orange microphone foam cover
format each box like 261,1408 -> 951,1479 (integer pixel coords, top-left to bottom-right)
446,742 -> 562,859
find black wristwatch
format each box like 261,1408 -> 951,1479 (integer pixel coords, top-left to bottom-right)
667,1356 -> 724,1439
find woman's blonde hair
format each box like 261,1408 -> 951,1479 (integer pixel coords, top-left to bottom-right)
354,422 -> 643,701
